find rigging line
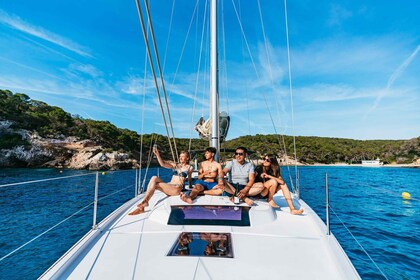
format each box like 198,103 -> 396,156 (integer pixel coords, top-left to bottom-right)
231,0 -> 293,189
189,0 -> 209,152
221,0 -> 229,113
238,0 -> 251,135
230,0 -> 259,79
98,184 -> 135,201
283,0 -> 299,191
0,172 -> 95,188
143,0 -> 179,162
138,11 -> 151,193
329,205 -> 389,280
257,0 -> 296,192
257,0 -> 274,87
0,183 -> 134,263
169,0 -> 201,92
201,20 -> 210,118
0,201 -> 94,262
162,0 -> 176,74
140,135 -> 156,193
135,0 -> 177,164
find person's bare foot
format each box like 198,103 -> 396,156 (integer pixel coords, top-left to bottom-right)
137,201 -> 149,208
268,200 -> 280,208
128,206 -> 145,215
180,193 -> 193,204
291,208 -> 304,215
243,197 -> 254,206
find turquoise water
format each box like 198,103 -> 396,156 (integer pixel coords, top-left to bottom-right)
0,167 -> 419,279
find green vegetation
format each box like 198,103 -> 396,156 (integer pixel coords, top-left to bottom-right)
0,133 -> 30,149
223,135 -> 418,164
1,90 -> 419,164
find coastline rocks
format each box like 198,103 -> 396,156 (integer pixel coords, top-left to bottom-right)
0,126 -> 139,170
65,148 -> 138,170
0,145 -> 54,167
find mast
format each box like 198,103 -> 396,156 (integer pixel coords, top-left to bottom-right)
210,0 -> 219,160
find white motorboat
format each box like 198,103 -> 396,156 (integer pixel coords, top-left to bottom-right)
40,1 -> 361,279
361,159 -> 383,167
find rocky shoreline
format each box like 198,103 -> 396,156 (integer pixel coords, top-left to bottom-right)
1,121 -> 418,170
0,121 -> 139,170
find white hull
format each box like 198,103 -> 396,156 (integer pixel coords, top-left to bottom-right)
361,160 -> 383,167
40,192 -> 360,279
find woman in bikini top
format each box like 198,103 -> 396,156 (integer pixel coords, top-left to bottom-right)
128,147 -> 192,215
170,166 -> 192,188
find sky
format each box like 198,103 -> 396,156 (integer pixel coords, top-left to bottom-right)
0,0 -> 419,141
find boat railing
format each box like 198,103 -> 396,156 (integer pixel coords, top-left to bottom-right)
325,173 -> 330,235
324,173 -> 389,280
328,204 -> 390,280
0,167 -> 170,265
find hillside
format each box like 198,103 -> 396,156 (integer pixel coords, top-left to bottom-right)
1,90 -> 419,168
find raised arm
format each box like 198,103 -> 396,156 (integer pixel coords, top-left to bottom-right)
153,146 -> 175,169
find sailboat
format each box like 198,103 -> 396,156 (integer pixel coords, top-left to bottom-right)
40,1 -> 360,279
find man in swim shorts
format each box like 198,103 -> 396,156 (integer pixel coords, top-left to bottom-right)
180,147 -> 224,204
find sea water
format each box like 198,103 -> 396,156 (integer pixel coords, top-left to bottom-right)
0,167 -> 419,279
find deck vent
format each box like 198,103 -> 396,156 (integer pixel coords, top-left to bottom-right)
168,232 -> 233,258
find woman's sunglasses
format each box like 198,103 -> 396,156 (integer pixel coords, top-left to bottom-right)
263,157 -> 271,163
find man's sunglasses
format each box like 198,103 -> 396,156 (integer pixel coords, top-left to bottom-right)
235,152 -> 244,156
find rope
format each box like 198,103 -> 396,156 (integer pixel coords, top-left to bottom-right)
230,0 -> 259,79
135,0 -> 177,163
256,0 -> 296,193
0,201 -> 93,262
169,0 -> 201,93
238,0 -> 251,135
138,8 -> 151,194
231,0 -> 296,191
329,205 -> 390,280
0,172 -> 95,188
139,135 -> 156,194
283,0 -> 299,192
0,182 -> 135,262
189,0 -> 209,152
162,0 -> 176,74
220,0 -> 230,113
256,0 -> 291,189
143,0 -> 179,161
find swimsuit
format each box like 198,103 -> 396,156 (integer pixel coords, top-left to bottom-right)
194,179 -> 217,190
173,170 -> 188,178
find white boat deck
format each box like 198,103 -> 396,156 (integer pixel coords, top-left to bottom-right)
40,193 -> 360,280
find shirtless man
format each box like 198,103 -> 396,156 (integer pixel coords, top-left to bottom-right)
180,147 -> 224,204
129,146 -> 192,215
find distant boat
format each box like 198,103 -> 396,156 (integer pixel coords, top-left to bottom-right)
361,158 -> 383,167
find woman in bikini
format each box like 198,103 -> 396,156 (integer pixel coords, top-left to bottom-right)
254,154 -> 304,214
129,146 -> 193,215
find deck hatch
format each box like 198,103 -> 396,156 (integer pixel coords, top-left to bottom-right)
168,205 -> 250,226
168,232 -> 233,257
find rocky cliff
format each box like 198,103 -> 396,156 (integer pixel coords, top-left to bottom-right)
0,121 -> 139,170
